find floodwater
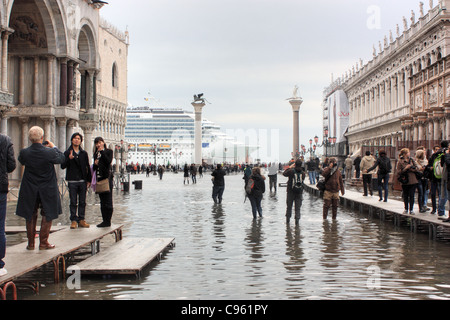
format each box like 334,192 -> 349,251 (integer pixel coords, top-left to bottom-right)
5,172 -> 450,300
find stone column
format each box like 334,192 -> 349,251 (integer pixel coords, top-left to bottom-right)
66,119 -> 75,148
19,56 -> 25,105
60,58 -> 68,106
1,31 -> 11,92
47,56 -> 54,106
0,114 -> 7,135
57,118 -> 67,151
68,61 -> 74,98
81,124 -> 96,157
288,98 -> 303,159
86,69 -> 97,112
191,101 -> 206,165
33,56 -> 39,105
42,117 -> 52,142
445,104 -> 450,141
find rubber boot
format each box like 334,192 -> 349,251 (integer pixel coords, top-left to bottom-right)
25,215 -> 37,250
39,216 -> 55,250
323,200 -> 332,219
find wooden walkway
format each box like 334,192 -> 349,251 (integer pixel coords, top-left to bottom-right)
73,237 -> 175,277
304,183 -> 450,240
0,225 -> 123,291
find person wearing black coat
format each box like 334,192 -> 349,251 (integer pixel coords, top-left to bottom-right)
283,158 -> 306,225
367,150 -> 392,202
211,164 -> 226,204
93,137 -> 114,228
247,167 -> 266,219
353,155 -> 362,179
16,126 -> 65,250
61,133 -> 92,229
0,133 -> 16,276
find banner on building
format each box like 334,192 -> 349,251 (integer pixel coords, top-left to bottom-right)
327,90 -> 349,144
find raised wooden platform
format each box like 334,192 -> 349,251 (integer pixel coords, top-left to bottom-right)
304,183 -> 450,240
0,225 -> 123,287
72,237 -> 175,277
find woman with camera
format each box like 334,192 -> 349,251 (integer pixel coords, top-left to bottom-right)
93,137 -> 114,227
396,148 -> 419,215
321,157 -> 345,220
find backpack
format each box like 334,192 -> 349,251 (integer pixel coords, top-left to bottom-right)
292,172 -> 304,194
433,153 -> 444,179
245,178 -> 255,195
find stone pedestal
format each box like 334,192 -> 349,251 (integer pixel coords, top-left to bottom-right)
191,101 -> 206,166
288,98 -> 303,159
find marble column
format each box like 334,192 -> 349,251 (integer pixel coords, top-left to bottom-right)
1,31 -> 11,92
47,56 -> 54,106
191,101 -> 206,165
66,119 -> 76,148
68,61 -> 74,104
33,56 -> 39,105
42,117 -> 52,142
57,118 -> 67,151
288,98 -> 303,159
60,58 -> 68,106
18,56 -> 25,105
0,114 -> 7,135
81,124 -> 96,156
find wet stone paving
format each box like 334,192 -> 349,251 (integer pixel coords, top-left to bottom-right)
5,172 -> 450,300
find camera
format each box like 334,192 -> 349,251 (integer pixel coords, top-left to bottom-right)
42,141 -> 49,146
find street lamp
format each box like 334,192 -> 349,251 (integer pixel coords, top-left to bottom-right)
312,130 -> 336,158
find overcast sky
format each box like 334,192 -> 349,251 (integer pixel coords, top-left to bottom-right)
101,0 -> 425,162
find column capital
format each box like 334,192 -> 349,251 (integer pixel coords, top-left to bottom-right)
56,117 -> 67,126
191,101 -> 206,113
287,98 -> 303,111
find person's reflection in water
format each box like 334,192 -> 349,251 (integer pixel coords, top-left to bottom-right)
212,204 -> 226,252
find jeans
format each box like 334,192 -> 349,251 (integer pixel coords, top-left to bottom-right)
0,193 -> 6,269
402,184 -> 417,212
438,185 -> 449,216
249,195 -> 263,218
212,186 -> 225,203
378,174 -> 389,201
417,182 -> 424,210
363,174 -> 373,196
308,171 -> 316,185
68,181 -> 87,222
430,180 -> 440,212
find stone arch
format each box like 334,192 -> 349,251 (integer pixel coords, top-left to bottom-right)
7,0 -> 68,55
77,23 -> 97,69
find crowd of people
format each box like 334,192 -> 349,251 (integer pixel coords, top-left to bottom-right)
0,127 -> 115,278
3,125 -> 450,279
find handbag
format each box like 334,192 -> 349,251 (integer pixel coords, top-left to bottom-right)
316,168 -> 336,192
95,178 -> 110,194
397,158 -> 411,185
397,172 -> 409,185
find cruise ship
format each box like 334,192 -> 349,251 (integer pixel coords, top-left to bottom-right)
125,106 -> 255,166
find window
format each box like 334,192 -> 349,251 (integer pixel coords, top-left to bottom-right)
112,63 -> 118,88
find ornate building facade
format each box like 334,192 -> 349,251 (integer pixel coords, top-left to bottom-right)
324,1 -> 450,159
0,0 -> 128,185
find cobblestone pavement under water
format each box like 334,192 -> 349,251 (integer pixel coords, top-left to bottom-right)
6,172 -> 450,300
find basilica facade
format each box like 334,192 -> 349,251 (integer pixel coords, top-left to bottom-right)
324,0 -> 450,160
0,0 -> 128,185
